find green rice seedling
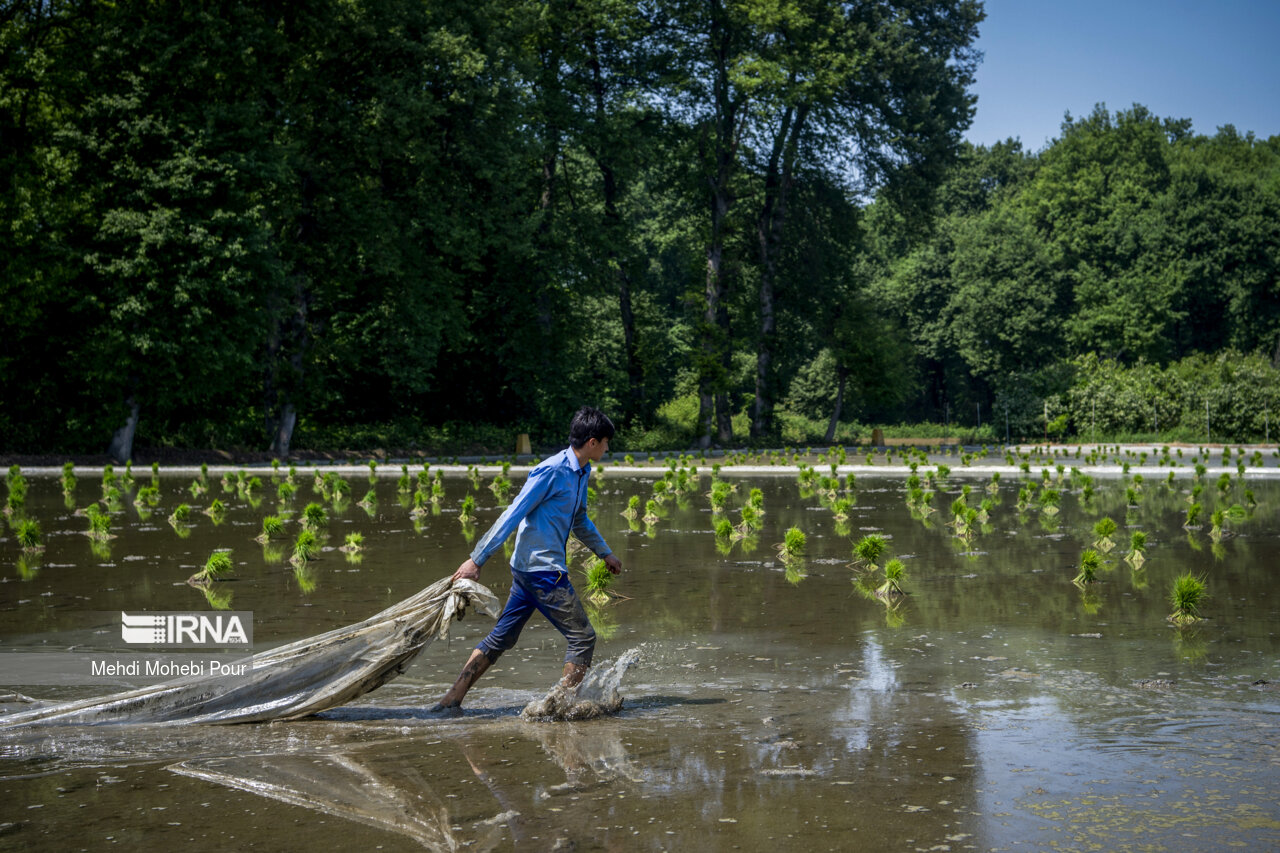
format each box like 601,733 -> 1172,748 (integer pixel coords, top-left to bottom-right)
292,529 -> 320,564
330,477 -> 351,499
878,558 -> 906,597
622,495 -> 642,520
136,484 -> 160,507
737,503 -> 761,533
1209,508 -> 1225,542
85,505 -> 112,541
302,502 -> 327,530
832,497 -> 853,521
168,503 -> 191,529
1184,503 -> 1202,528
1216,472 -> 1231,494
258,514 -> 285,542
1125,530 -> 1147,568
1038,489 -> 1061,515
189,550 -> 234,586
1073,549 -> 1102,587
1015,486 -> 1030,512
6,466 -> 27,500
1092,517 -> 1117,552
977,497 -> 996,524
1244,488 -> 1256,506
358,488 -> 377,511
582,556 -> 615,604
273,479 -> 297,502
488,474 -> 511,500
189,478 -> 207,498
409,489 -> 430,518
714,517 -> 733,539
459,494 -> 476,523
1168,573 -> 1207,625
709,481 -> 732,513
777,526 -> 806,562
397,466 -> 412,494
340,532 -> 364,553
749,488 -> 764,513
853,534 -> 887,571
431,474 -> 445,501
16,518 -> 42,551
643,500 -> 660,525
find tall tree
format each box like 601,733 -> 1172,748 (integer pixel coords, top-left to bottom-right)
744,0 -> 983,438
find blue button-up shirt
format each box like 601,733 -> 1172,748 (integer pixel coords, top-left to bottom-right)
469,447 -> 611,577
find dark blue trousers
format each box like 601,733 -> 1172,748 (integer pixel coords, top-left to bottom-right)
476,570 -> 596,666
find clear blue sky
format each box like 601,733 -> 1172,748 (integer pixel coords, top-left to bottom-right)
965,0 -> 1280,151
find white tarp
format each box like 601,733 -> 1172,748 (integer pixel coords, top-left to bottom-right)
0,577 -> 498,727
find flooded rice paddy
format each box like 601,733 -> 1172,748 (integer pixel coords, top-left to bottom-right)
1,450 -> 1278,851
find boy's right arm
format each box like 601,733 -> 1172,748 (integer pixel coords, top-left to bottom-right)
462,466 -> 553,572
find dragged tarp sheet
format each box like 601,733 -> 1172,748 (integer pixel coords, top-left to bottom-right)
0,577 -> 498,727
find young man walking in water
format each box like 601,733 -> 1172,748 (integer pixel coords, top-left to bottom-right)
432,406 -> 623,711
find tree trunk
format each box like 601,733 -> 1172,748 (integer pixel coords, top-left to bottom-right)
587,36 -> 642,426
271,401 -> 297,457
825,365 -> 848,444
698,0 -> 739,449
752,102 -> 807,439
107,397 -> 139,463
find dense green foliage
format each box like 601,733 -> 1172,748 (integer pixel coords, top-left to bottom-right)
2,2 -> 1277,457
867,107 -> 1280,441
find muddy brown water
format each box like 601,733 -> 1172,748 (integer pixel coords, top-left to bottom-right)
1,460 -> 1278,851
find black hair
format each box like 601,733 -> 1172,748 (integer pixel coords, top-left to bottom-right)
569,406 -> 615,448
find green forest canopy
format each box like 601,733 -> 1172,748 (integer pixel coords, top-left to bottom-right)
2,1 -> 1278,458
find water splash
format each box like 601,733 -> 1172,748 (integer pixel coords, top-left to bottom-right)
521,648 -> 642,721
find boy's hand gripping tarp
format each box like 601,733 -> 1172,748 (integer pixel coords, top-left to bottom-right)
0,577 -> 498,727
